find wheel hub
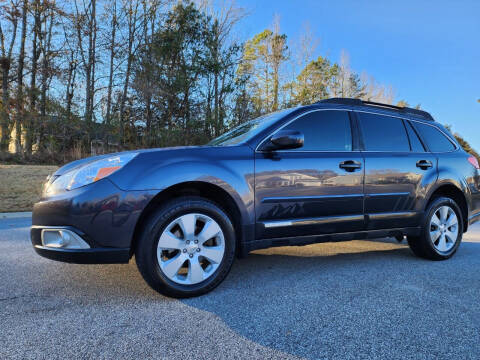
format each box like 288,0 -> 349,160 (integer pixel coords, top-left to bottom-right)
185,242 -> 199,255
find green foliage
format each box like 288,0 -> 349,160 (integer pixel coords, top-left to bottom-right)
238,29 -> 288,114
0,0 -> 476,163
288,56 -> 335,105
132,1 -> 244,147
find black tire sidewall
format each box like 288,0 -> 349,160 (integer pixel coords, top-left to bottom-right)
136,197 -> 236,297
421,197 -> 463,259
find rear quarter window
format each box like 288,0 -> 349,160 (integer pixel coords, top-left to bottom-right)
405,121 -> 425,152
414,122 -> 456,152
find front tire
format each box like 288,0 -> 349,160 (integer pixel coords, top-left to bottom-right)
135,197 -> 236,298
407,196 -> 463,260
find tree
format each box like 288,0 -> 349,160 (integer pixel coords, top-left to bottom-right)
284,22 -> 319,106
395,100 -> 421,109
360,73 -> 394,104
0,0 -> 445,163
199,0 -> 245,137
61,22 -> 79,124
104,0 -> 118,128
118,0 -> 141,146
24,0 -> 42,155
38,1 -> 60,149
270,16 -> 287,111
74,0 -> 97,125
294,22 -> 319,76
0,0 -> 20,151
329,50 -> 366,99
133,2 -> 212,146
13,0 -> 26,153
445,124 -> 480,163
288,56 -> 336,105
238,25 -> 288,115
128,0 -> 164,146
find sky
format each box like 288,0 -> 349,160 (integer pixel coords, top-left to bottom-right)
236,0 -> 480,149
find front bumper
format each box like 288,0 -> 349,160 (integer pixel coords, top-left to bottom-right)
32,245 -> 130,264
31,178 -> 158,264
31,225 -> 130,264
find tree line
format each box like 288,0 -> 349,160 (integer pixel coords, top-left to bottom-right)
0,0 -> 476,163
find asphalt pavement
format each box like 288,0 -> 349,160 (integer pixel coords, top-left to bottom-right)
1,217 -> 479,359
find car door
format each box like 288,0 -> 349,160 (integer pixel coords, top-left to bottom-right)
356,111 -> 437,230
254,109 -> 365,240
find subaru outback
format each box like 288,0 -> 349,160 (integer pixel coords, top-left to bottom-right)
31,98 -> 480,297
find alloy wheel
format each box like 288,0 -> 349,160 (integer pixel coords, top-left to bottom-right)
429,205 -> 458,252
157,213 -> 225,285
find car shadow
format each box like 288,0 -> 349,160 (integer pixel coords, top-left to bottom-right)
26,239 -> 480,359
179,240 -> 480,359
43,239 -> 413,301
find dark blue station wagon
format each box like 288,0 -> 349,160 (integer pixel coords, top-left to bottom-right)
31,98 -> 480,297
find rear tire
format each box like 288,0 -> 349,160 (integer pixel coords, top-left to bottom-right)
407,196 -> 463,260
135,196 -> 236,298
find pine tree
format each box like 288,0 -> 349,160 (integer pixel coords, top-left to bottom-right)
237,27 -> 288,115
288,56 -> 335,105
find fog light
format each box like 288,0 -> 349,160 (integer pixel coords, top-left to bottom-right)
41,229 -> 90,249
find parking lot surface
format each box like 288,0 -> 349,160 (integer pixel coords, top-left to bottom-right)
1,217 -> 480,359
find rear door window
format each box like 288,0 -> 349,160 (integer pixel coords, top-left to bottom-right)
414,123 -> 456,152
357,112 -> 410,152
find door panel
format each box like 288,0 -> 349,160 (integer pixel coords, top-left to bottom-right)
255,151 -> 365,239
356,111 -> 437,230
363,153 -> 437,229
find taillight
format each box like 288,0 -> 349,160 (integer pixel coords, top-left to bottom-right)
468,155 -> 480,169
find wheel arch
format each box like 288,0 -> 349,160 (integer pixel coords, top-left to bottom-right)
130,181 -> 248,258
426,183 -> 468,232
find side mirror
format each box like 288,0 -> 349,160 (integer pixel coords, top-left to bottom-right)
267,130 -> 304,150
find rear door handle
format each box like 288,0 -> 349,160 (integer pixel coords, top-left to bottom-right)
416,160 -> 433,170
339,160 -> 362,172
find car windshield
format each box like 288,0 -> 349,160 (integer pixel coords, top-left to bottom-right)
208,108 -> 295,146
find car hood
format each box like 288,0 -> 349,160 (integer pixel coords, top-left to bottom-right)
53,146 -> 209,176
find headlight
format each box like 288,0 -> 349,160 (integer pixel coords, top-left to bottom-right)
46,153 -> 138,194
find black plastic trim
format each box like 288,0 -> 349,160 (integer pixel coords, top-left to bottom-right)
33,245 -> 130,264
246,227 -> 422,252
261,194 -> 364,203
468,212 -> 480,226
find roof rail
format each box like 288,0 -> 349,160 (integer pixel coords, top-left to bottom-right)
317,98 -> 434,121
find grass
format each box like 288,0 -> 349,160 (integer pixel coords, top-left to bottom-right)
0,165 -> 58,212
